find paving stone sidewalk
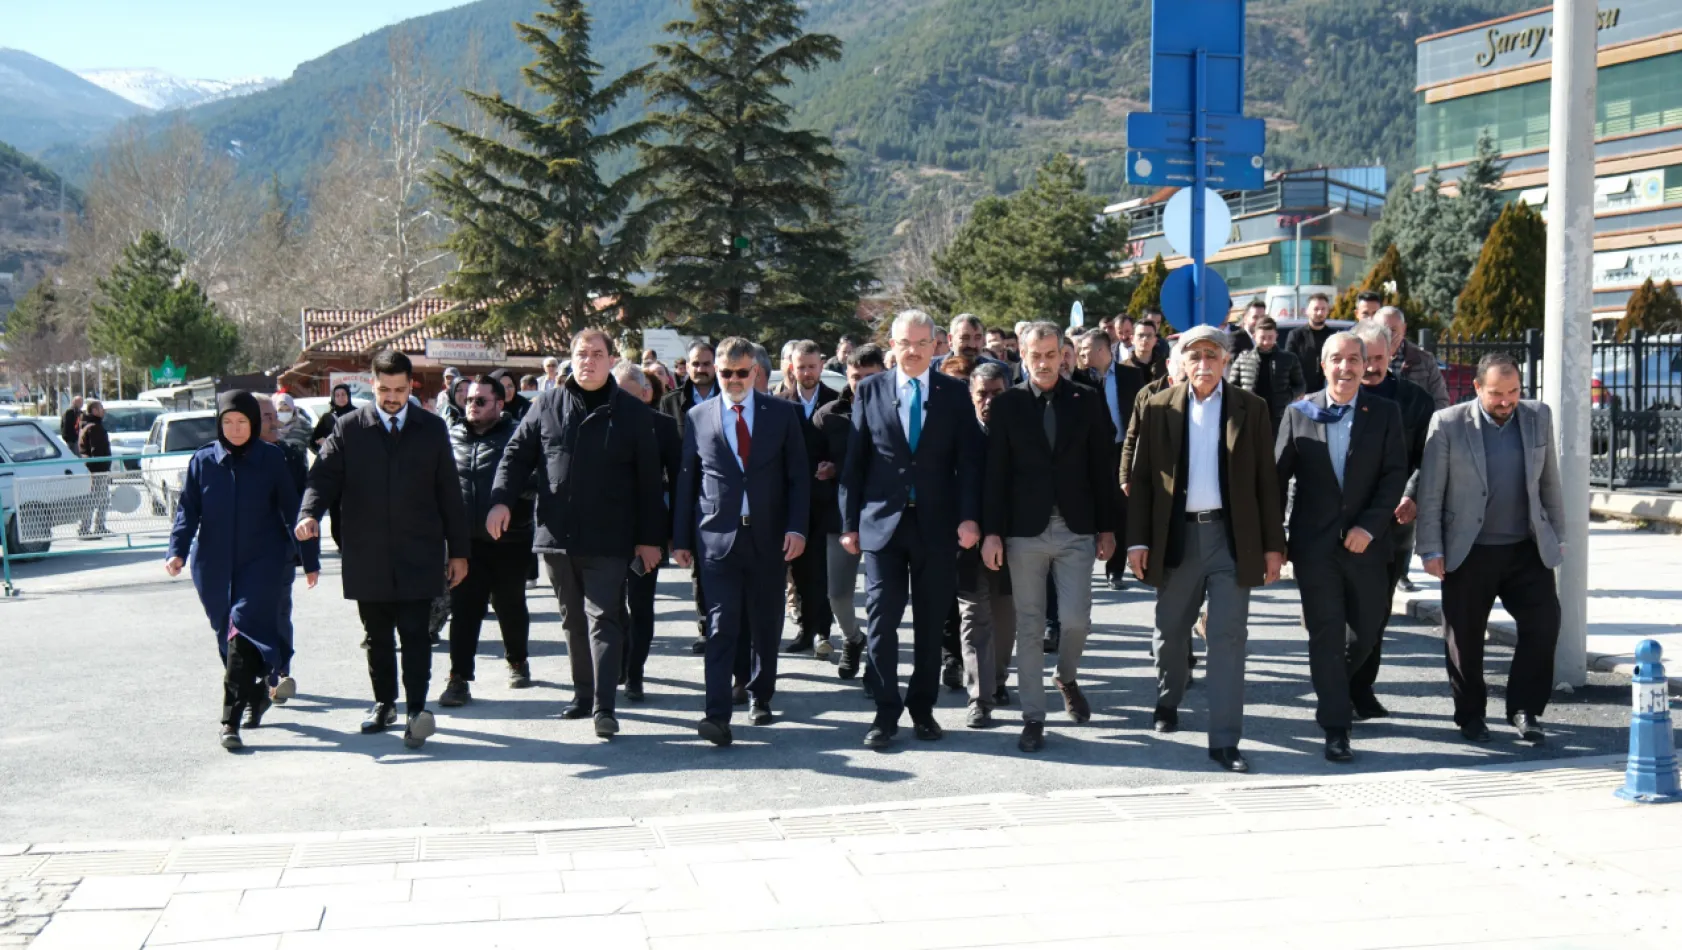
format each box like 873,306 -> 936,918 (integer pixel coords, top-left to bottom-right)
8,755 -> 1681,949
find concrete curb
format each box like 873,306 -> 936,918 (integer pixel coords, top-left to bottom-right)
1393,588 -> 1682,696
1591,490 -> 1682,527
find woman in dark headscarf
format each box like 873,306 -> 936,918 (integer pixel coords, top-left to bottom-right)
166,391 -> 321,751
310,383 -> 357,453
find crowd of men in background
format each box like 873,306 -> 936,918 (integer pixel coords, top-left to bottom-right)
177,296 -> 1564,770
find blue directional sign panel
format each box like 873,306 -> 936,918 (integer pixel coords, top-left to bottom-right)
1148,0 -> 1245,116
1161,265 -> 1233,330
1126,149 -> 1265,191
1126,112 -> 1264,156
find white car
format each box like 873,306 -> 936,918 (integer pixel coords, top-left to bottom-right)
139,410 -> 219,517
0,417 -> 93,555
98,400 -> 167,471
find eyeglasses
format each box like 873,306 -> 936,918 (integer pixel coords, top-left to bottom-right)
717,368 -> 753,380
468,397 -> 497,408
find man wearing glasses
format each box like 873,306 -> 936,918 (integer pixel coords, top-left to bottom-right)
839,310 -> 985,749
488,329 -> 665,740
438,375 -> 536,708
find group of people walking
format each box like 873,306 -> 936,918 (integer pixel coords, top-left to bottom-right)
166,306 -> 1565,771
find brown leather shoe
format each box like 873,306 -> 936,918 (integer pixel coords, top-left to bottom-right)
1054,677 -> 1091,723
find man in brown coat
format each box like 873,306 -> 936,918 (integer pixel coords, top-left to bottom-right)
1126,326 -> 1286,773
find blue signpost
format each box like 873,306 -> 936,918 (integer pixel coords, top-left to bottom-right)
1126,0 -> 1263,330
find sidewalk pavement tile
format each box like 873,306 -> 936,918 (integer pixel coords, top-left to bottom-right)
408,870 -> 565,901
277,913 -> 646,949
569,849 -> 656,870
158,891 -> 243,919
29,910 -> 160,950
395,854 -> 572,879
145,905 -> 323,946
275,864 -> 395,888
141,939 -> 281,950
499,890 -> 650,920
61,873 -> 184,911
683,855 -> 857,885
649,915 -> 1041,950
560,865 -> 692,892
617,882 -> 775,914
640,898 -> 881,938
176,869 -> 284,893
237,880 -> 412,914
319,897 -> 498,930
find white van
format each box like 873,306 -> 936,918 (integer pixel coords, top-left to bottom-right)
0,417 -> 93,555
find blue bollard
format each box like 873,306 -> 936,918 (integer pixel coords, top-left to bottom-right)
1615,640 -> 1681,804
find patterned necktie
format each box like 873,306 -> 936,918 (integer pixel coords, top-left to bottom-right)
907,378 -> 922,454
732,404 -> 751,467
388,415 -> 399,437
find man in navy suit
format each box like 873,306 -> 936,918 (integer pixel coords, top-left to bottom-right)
839,310 -> 985,749
674,337 -> 811,747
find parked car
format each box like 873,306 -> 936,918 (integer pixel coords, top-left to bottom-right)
1591,334 -> 1682,411
139,410 -> 218,517
98,400 -> 167,471
0,417 -> 93,555
295,392 -> 373,424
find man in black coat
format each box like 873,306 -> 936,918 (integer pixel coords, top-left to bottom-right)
839,311 -> 984,749
1275,331 -> 1408,764
1228,317 -> 1307,435
658,339 -> 719,652
488,329 -> 665,739
298,349 -> 471,750
1076,327 -> 1143,590
615,361 -> 682,701
982,323 -> 1118,752
1283,292 -> 1338,393
812,345 -> 886,682
774,340 -> 840,655
438,376 -> 537,709
60,396 -> 83,454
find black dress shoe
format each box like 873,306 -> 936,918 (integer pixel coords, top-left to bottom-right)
993,685 -> 1012,707
219,723 -> 243,751
913,719 -> 944,741
1210,747 -> 1250,772
731,684 -> 749,705
863,723 -> 897,749
1352,694 -> 1390,721
361,702 -> 398,734
1325,729 -> 1354,763
560,700 -> 592,720
941,655 -> 964,691
1151,706 -> 1178,733
837,641 -> 863,680
594,713 -> 619,738
1107,574 -> 1127,592
1460,720 -> 1493,743
697,718 -> 733,746
748,700 -> 773,725
1018,721 -> 1045,753
691,635 -> 708,655
1398,577 -> 1419,593
242,695 -> 271,729
1511,712 -> 1544,743
783,632 -> 814,654
507,661 -> 532,689
1043,626 -> 1061,654
624,682 -> 645,702
966,705 -> 994,729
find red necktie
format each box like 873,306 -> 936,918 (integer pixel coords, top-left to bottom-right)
732,404 -> 751,467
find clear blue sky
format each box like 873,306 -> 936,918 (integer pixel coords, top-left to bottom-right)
7,0 -> 475,80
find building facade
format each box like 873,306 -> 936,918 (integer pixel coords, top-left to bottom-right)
1417,0 -> 1682,329
1107,167 -> 1388,323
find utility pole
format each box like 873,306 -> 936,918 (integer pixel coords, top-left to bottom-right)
1542,0 -> 1595,691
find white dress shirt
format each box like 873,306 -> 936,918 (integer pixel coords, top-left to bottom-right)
895,367 -> 932,442
1185,383 -> 1224,513
720,393 -> 754,517
797,385 -> 822,419
377,403 -> 410,434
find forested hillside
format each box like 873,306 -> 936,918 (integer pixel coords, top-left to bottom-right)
0,140 -> 77,316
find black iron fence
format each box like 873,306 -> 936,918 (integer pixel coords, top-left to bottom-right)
1417,329 -> 1682,492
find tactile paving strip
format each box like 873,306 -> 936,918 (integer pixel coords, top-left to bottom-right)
538,825 -> 660,854
36,851 -> 169,876
166,844 -> 297,872
655,819 -> 781,847
296,838 -> 418,867
421,834 -> 539,861
775,812 -> 898,839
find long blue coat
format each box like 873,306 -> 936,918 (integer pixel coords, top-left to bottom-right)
168,440 -> 321,669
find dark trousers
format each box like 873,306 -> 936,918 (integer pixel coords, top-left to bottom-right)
79,473 -> 112,533
544,553 -> 629,715
448,540 -> 531,681
357,599 -> 433,714
1350,520 -> 1416,701
276,567 -> 295,679
1442,540 -> 1561,727
700,531 -> 784,722
788,532 -> 832,638
690,567 -> 707,639
942,601 -> 961,661
222,634 -> 268,725
862,510 -> 955,725
622,562 -> 660,687
1294,547 -> 1390,731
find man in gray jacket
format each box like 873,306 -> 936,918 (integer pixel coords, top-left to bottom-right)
1416,352 -> 1564,745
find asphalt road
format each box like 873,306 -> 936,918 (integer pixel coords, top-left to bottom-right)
0,548 -> 1634,844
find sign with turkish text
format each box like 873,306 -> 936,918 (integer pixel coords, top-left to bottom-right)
150,357 -> 186,385
330,372 -> 375,397
424,339 -> 507,364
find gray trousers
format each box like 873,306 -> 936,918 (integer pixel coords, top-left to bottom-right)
544,553 -> 629,715
1153,519 -> 1251,748
957,564 -> 1015,709
1006,515 -> 1096,723
826,534 -> 865,645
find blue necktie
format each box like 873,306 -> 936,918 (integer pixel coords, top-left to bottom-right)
907,378 -> 922,454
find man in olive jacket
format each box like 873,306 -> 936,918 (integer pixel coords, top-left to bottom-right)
488,329 -> 665,740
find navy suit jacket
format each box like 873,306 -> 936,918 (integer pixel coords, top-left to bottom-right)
838,369 -> 983,552
674,392 -> 810,562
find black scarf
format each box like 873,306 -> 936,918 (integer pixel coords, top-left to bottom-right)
329,384 -> 357,417
217,390 -> 262,458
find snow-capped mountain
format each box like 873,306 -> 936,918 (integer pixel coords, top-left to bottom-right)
75,68 -> 278,112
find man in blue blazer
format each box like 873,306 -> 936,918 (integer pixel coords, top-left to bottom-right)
674,337 -> 811,747
839,310 -> 985,749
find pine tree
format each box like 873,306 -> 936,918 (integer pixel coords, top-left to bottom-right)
1453,202 -> 1546,339
642,0 -> 870,346
1128,254 -> 1170,320
1617,278 -> 1682,340
427,0 -> 655,351
90,232 -> 238,375
1457,132 -> 1508,241
1329,244 -> 1430,326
